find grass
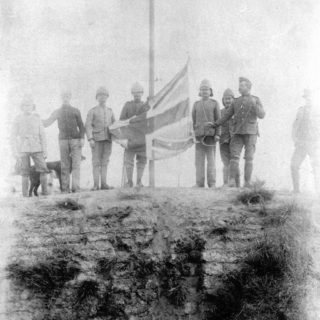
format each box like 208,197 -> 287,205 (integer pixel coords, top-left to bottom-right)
202,201 -> 311,320
117,189 -> 152,201
237,180 -> 275,206
7,246 -> 81,299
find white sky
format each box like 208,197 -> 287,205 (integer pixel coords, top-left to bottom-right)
1,0 -> 320,190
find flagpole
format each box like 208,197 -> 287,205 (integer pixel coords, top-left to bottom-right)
149,0 -> 155,187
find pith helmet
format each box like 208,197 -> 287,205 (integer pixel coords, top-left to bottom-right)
20,95 -> 35,110
199,79 -> 212,90
131,82 -> 144,94
302,88 -> 311,98
96,86 -> 109,99
239,77 -> 252,89
222,88 -> 235,107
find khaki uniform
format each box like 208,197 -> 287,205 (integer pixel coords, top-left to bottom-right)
216,94 -> 265,185
192,99 -> 221,187
291,105 -> 320,192
120,100 -> 148,186
11,112 -> 49,196
85,105 -> 115,188
44,104 -> 85,192
219,107 -> 237,185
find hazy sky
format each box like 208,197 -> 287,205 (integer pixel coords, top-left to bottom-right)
1,0 -> 319,190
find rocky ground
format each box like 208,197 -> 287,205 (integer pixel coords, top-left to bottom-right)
0,187 -> 318,320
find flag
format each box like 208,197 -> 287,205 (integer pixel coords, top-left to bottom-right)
109,62 -> 193,160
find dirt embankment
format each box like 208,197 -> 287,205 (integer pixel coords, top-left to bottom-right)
0,188 -> 315,320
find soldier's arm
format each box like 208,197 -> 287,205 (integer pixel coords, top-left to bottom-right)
39,117 -> 47,157
292,108 -> 302,142
214,102 -> 221,137
215,103 -> 234,126
192,103 -> 196,130
76,109 -> 85,139
43,109 -> 58,127
85,109 -> 94,141
254,97 -> 266,119
111,110 -> 115,124
119,103 -> 128,120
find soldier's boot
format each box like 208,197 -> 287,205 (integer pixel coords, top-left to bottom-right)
228,160 -> 239,188
22,176 -> 29,197
244,161 -> 253,188
235,173 -> 240,188
92,166 -> 100,191
223,166 -> 229,186
100,165 -> 113,189
136,167 -> 145,187
126,166 -> 134,188
291,165 -> 300,194
40,173 -> 48,196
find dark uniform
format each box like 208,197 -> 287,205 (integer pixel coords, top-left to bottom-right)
216,92 -> 265,186
120,100 -> 149,186
291,101 -> 320,193
219,107 -> 236,185
192,98 -> 221,187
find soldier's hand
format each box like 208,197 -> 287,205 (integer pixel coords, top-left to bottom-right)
211,122 -> 218,128
89,140 -> 95,149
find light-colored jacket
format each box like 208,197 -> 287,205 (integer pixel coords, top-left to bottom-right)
85,105 -> 115,141
292,105 -> 320,144
11,112 -> 47,155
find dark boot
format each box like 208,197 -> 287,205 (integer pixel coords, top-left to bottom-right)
136,167 -> 145,187
22,176 -> 29,197
126,166 -> 134,188
100,165 -> 108,189
92,166 -> 100,190
229,160 -> 239,188
291,165 -> 300,193
223,165 -> 229,186
40,173 -> 48,195
244,161 -> 253,187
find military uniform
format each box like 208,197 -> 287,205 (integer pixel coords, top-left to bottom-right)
44,104 -> 85,192
216,93 -> 265,186
192,98 -> 221,187
120,100 -> 149,186
11,110 -> 49,196
86,104 -> 115,189
291,103 -> 320,193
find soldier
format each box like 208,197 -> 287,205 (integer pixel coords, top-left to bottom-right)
219,89 -> 239,187
43,90 -> 85,193
85,86 -> 115,191
120,82 -> 149,187
213,77 -> 265,188
11,96 -> 49,197
291,89 -> 320,194
192,79 -> 221,188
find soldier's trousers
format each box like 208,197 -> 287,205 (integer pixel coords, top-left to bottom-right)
124,149 -> 147,183
195,143 -> 216,187
229,134 -> 257,184
59,139 -> 82,192
91,140 -> 112,188
291,142 -> 320,192
220,143 -> 231,185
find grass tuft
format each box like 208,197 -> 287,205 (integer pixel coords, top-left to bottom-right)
117,189 -> 152,201
237,180 -> 274,205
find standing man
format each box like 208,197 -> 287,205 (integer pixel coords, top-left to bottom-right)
291,89 -> 320,194
213,77 -> 265,188
85,86 -> 115,191
11,96 -> 49,197
120,82 -> 148,187
192,79 -> 221,188
219,89 -> 238,187
43,90 -> 85,193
